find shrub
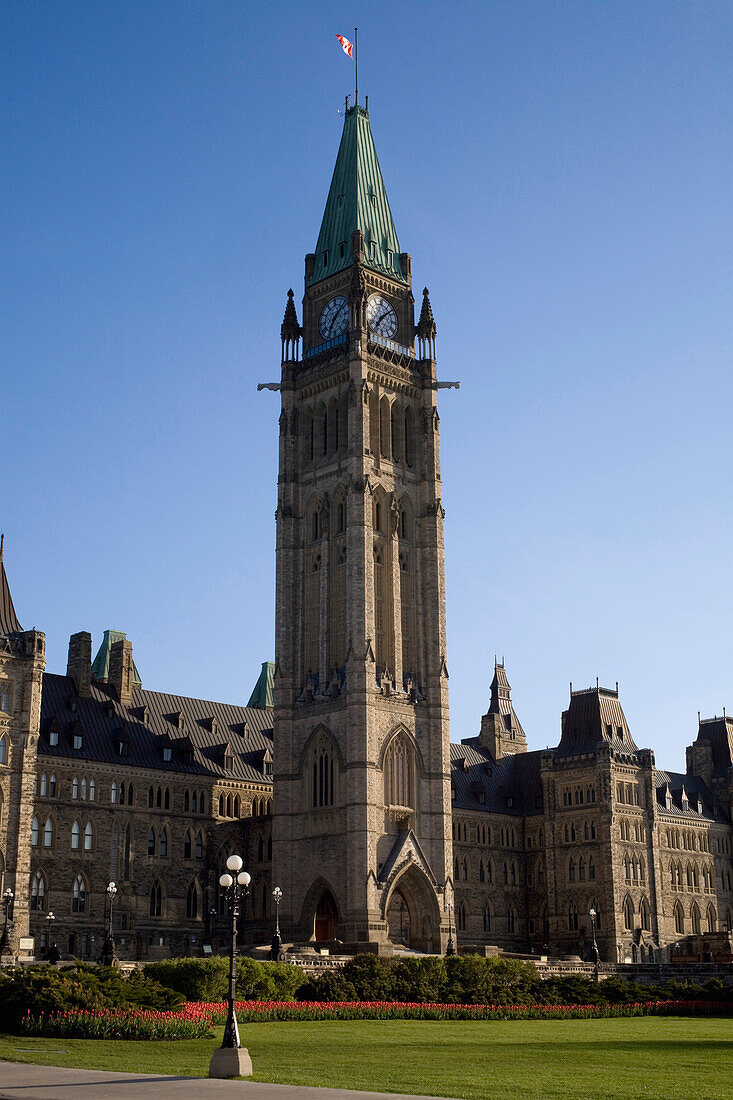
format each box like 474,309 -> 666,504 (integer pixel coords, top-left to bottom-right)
144,956 -> 306,1003
0,964 -> 181,1034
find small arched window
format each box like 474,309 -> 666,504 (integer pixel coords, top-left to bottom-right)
674,902 -> 685,934
567,902 -> 578,931
72,873 -> 86,912
195,831 -> 203,859
184,790 -> 190,812
234,795 -> 241,817
508,906 -> 517,933
84,821 -> 93,851
640,896 -> 651,931
148,828 -> 156,855
30,869 -> 46,910
568,858 -> 576,882
71,820 -> 81,850
482,904 -> 491,932
148,786 -> 155,808
31,816 -> 40,846
691,902 -> 701,935
72,777 -> 79,799
0,734 -> 8,764
623,895 -> 634,930
160,828 -> 169,858
156,786 -> 162,809
589,856 -> 596,880
119,782 -> 126,805
149,880 -> 162,917
164,788 -> 170,810
89,779 -> 95,802
110,781 -> 118,804
184,830 -> 192,859
40,773 -> 48,796
218,793 -> 224,816
81,778 -> 87,800
457,899 -> 467,932
186,880 -> 199,919
43,817 -> 54,847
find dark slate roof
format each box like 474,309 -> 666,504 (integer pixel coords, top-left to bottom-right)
39,672 -> 274,783
557,686 -> 638,756
247,662 -> 274,709
450,742 -> 546,816
654,770 -> 725,823
0,538 -> 23,636
692,716 -> 733,777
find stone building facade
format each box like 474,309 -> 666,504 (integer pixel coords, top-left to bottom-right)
1,105 -> 732,964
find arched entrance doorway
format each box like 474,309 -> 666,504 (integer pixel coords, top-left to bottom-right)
387,888 -> 411,947
314,890 -> 338,941
385,864 -> 441,953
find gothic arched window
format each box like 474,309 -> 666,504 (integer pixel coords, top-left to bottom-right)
186,880 -> 199,919
184,830 -> 192,859
72,874 -> 86,913
384,731 -> 414,809
148,828 -> 156,856
623,895 -> 634,930
30,870 -> 46,910
160,827 -> 169,858
84,821 -> 93,851
149,880 -> 162,917
43,817 -> 54,847
674,901 -> 685,934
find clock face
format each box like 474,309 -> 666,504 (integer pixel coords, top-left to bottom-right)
319,296 -> 349,339
367,294 -> 398,339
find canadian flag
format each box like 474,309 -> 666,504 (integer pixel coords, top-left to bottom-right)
335,34 -> 354,59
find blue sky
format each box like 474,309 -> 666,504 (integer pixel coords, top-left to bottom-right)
3,1 -> 732,767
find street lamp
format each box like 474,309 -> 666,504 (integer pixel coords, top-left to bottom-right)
589,907 -> 600,980
45,911 -> 57,961
102,882 -> 117,967
0,888 -> 13,955
270,886 -> 283,960
208,854 -> 253,1079
445,899 -> 455,956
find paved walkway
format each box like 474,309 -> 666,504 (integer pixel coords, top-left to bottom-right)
0,1061 -> 459,1100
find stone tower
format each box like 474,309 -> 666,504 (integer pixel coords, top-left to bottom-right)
271,103 -> 453,953
0,537 -> 45,952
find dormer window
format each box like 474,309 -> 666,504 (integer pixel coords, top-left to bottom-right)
49,730 -> 59,747
264,759 -> 273,776
118,739 -> 128,757
162,747 -> 172,762
369,240 -> 376,259
386,249 -> 393,267
104,701 -> 115,718
339,241 -> 345,259
665,789 -> 672,810
322,250 -> 328,266
73,733 -> 83,750
224,754 -> 234,771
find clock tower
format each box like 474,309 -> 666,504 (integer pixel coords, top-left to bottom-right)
271,101 -> 453,953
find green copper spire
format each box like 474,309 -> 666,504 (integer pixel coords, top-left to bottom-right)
310,104 -> 406,286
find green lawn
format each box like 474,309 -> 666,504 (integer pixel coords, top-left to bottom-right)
1,1018 -> 732,1098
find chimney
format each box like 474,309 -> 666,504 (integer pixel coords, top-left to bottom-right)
67,632 -> 92,697
109,638 -> 134,708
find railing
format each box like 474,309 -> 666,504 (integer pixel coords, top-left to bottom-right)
305,334 -> 348,360
368,333 -> 415,358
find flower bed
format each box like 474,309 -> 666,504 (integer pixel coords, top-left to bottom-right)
18,998 -> 731,1039
19,1007 -> 212,1040
181,998 -> 731,1024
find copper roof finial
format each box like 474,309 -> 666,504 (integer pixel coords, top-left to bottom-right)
0,533 -> 3,561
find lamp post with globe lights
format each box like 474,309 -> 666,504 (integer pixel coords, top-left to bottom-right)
589,907 -> 600,980
445,899 -> 455,956
0,888 -> 13,955
270,886 -> 283,960
101,882 -> 117,966
208,854 -> 253,1079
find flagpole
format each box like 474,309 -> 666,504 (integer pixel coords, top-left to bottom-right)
354,26 -> 358,105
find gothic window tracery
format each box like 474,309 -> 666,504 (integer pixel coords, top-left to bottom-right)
384,730 -> 415,809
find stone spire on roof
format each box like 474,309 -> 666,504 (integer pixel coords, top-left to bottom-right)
0,534 -> 23,636
280,289 -> 302,362
309,104 -> 406,287
478,659 -> 527,761
415,287 -> 437,360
